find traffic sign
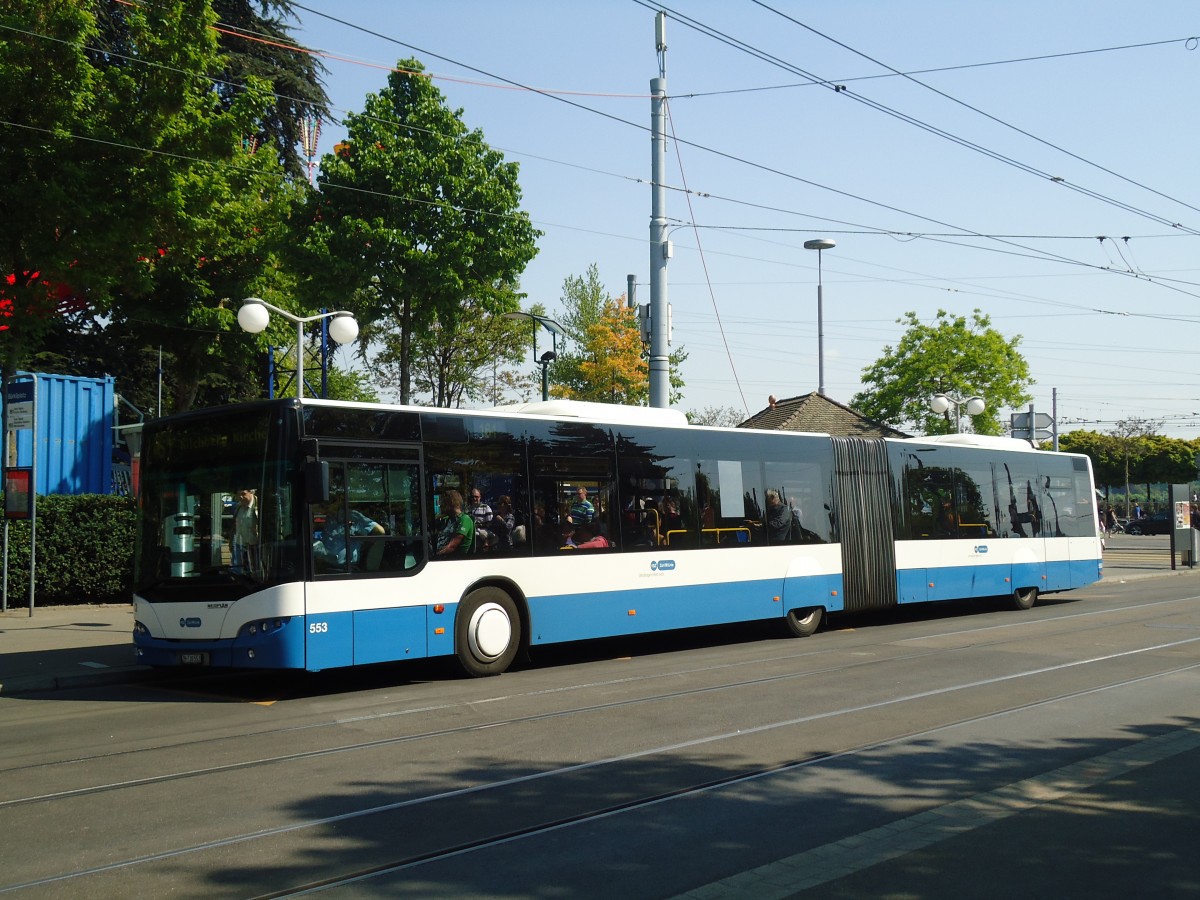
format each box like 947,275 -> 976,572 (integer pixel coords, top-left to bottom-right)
1010,411 -> 1053,430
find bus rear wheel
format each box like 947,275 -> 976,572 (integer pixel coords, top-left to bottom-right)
1012,587 -> 1038,611
782,606 -> 823,638
455,587 -> 521,677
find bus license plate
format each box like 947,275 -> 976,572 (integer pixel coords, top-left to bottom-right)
179,652 -> 209,666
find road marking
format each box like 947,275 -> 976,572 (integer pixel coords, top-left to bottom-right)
673,724 -> 1200,899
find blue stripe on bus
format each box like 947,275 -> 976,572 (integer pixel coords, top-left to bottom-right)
525,573 -> 842,645
896,558 -> 1100,605
353,606 -> 427,665
135,555 -> 1101,671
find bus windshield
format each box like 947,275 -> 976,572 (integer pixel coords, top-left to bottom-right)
134,405 -> 299,601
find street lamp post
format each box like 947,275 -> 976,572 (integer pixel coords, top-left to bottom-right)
803,238 -> 836,396
503,311 -> 567,401
238,297 -> 358,399
537,351 -> 557,402
930,392 -> 986,433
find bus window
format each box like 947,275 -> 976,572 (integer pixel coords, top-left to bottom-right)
696,458 -> 762,547
763,460 -> 831,544
615,430 -> 696,550
530,457 -> 614,553
955,458 -> 1000,538
425,415 -> 526,556
1000,461 -> 1042,538
1041,462 -> 1095,538
313,460 -> 424,575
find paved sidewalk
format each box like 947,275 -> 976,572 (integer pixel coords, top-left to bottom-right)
0,602 -> 149,695
0,543 -> 1192,695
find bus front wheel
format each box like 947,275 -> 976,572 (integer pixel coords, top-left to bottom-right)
1012,587 -> 1038,611
782,606 -> 823,638
455,588 -> 521,677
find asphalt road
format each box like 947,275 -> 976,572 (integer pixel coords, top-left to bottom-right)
2,574 -> 1198,898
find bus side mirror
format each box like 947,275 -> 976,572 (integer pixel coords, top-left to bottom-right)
305,460 -> 329,502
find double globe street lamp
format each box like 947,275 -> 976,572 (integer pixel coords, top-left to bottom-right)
238,297 -> 359,399
931,392 -> 985,433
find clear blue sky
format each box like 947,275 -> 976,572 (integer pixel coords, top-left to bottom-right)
292,1 -> 1200,435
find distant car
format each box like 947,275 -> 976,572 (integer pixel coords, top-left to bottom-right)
1126,514 -> 1173,535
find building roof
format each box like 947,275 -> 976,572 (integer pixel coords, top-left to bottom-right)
738,392 -> 910,438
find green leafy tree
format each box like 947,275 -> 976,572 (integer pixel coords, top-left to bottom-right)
851,309 -> 1033,436
372,295 -> 528,407
302,58 -> 540,405
211,0 -> 331,179
1058,430 -> 1124,493
0,0 -> 141,369
1111,416 -> 1161,516
2,0 -> 323,413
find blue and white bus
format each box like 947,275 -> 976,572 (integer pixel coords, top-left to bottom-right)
132,398 -> 1102,676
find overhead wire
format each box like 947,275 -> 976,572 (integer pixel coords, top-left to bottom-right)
640,0 -> 1200,236
663,101 -> 750,414
292,1 -> 1200,294
750,0 -> 1200,220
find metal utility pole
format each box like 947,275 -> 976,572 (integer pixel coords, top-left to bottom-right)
648,11 -> 669,409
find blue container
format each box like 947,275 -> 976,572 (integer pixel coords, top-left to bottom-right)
3,372 -> 115,495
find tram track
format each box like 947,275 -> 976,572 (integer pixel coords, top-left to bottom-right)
7,645 -> 1200,896
2,592 -> 1198,813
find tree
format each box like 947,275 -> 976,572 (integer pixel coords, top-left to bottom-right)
851,309 -> 1033,436
303,58 -> 540,405
210,0 -> 331,179
687,406 -> 746,427
372,296 -> 528,407
550,264 -> 687,405
1111,417 -> 1161,516
0,0 -> 150,370
1058,430 -> 1123,494
2,1 -> 329,412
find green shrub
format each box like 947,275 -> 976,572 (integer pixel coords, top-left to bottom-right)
1,494 -> 134,606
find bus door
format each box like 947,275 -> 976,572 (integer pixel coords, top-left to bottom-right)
1002,462 -> 1047,594
831,438 -> 897,612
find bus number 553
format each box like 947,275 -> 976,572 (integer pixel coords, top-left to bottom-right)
309,622 -> 329,634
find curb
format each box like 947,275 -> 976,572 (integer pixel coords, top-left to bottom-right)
0,665 -> 159,697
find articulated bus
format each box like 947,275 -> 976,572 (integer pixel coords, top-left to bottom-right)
132,398 -> 1102,676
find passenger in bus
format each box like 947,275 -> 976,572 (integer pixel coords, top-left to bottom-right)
574,524 -> 611,549
568,486 -> 595,525
558,520 -> 578,548
765,490 -> 795,543
312,495 -> 385,566
937,500 -> 959,536
434,489 -> 475,556
659,497 -> 683,541
489,495 -> 515,552
468,488 -> 493,538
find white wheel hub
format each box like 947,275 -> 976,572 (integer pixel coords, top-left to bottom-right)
468,602 -> 512,661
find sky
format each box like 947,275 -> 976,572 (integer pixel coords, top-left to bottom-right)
289,1 -> 1200,436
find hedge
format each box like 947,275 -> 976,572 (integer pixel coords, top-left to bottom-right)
1,494 -> 135,606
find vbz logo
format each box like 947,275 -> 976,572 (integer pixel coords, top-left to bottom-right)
179,617 -> 202,628
650,559 -> 676,572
